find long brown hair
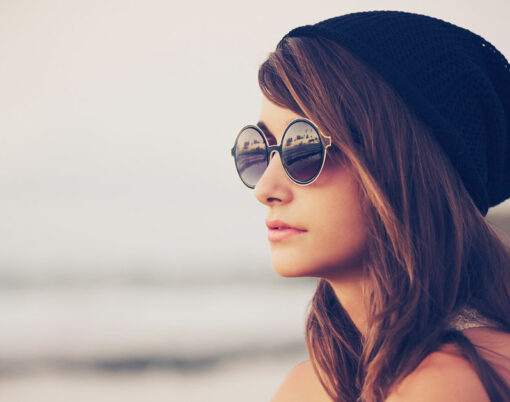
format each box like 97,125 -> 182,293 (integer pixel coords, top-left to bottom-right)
258,36 -> 510,401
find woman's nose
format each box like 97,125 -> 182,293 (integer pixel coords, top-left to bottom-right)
253,151 -> 293,206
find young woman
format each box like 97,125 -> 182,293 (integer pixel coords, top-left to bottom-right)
231,11 -> 510,402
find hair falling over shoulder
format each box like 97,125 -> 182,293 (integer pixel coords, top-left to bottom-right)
258,37 -> 510,402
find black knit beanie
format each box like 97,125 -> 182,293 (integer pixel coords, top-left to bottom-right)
282,10 -> 510,217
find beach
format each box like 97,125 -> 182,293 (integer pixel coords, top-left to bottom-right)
0,274 -> 314,402
0,351 -> 308,402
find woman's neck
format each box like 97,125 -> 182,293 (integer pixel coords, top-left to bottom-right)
326,269 -> 368,336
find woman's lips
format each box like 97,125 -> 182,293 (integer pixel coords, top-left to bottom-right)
266,220 -> 307,242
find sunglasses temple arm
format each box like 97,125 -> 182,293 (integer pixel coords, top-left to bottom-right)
322,135 -> 332,148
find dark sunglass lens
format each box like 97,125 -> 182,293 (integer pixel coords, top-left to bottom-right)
281,121 -> 324,183
234,127 -> 267,187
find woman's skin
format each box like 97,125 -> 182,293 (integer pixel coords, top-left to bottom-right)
256,95 -> 508,401
254,94 -> 369,334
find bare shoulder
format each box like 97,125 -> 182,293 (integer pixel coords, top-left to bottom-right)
385,348 -> 490,402
270,360 -> 333,402
462,326 -> 510,385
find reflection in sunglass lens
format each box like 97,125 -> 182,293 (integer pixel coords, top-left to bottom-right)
282,121 -> 323,183
235,127 -> 267,187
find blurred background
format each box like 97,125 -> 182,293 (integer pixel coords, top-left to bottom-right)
0,0 -> 509,401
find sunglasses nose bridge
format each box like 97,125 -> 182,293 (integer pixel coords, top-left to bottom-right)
266,145 -> 281,160
260,146 -> 288,187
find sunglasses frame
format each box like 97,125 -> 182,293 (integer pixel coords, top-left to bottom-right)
231,118 -> 332,188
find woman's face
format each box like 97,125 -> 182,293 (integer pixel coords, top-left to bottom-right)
254,95 -> 368,280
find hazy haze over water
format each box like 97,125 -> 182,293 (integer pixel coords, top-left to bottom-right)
1,0 -> 509,275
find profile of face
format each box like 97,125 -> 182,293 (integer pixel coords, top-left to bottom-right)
254,95 -> 368,281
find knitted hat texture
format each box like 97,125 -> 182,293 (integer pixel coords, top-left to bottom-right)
282,10 -> 510,216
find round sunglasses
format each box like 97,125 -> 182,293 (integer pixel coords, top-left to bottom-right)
231,118 -> 332,188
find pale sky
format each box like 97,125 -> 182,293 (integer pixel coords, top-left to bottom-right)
1,0 -> 509,274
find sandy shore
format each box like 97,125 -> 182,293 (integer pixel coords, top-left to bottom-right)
0,351 -> 308,402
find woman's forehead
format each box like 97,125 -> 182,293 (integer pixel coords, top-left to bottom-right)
258,95 -> 303,141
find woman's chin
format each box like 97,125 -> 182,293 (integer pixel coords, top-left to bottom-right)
270,254 -> 319,278
272,265 -> 306,278
269,249 -> 363,280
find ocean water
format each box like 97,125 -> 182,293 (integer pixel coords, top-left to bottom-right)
0,269 -> 315,401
